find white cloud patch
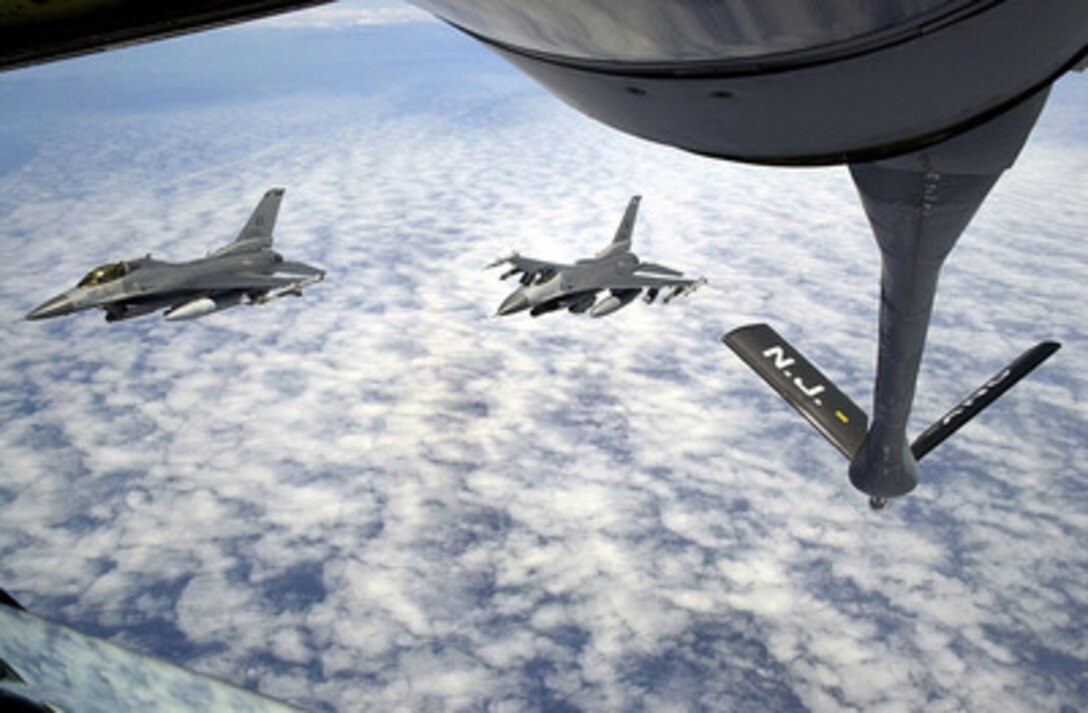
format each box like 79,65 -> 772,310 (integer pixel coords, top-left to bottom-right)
0,17 -> 1085,713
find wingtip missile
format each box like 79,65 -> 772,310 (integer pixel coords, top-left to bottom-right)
485,252 -> 519,270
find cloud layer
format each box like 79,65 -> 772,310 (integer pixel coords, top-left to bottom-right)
0,14 -> 1085,713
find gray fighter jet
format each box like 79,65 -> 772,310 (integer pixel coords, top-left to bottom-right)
488,196 -> 705,319
26,188 -> 324,323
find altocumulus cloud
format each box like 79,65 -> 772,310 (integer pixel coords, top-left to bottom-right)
0,11 -> 1085,713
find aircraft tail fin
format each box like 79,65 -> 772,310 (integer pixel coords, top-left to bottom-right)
236,187 -> 285,245
597,195 -> 640,258
208,188 -> 285,258
724,323 -> 868,459
910,340 -> 1060,459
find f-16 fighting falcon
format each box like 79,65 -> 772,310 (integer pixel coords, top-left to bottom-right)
26,188 -> 324,323
488,196 -> 705,319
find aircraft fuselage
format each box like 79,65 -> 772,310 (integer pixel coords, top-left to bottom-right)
497,253 -> 641,318
27,250 -> 286,321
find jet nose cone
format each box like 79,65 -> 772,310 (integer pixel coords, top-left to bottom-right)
26,294 -> 75,320
496,291 -> 530,316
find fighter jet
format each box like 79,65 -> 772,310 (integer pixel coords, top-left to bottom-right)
487,196 -> 705,319
26,188 -> 324,323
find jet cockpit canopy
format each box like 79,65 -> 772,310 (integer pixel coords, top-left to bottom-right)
77,262 -> 130,288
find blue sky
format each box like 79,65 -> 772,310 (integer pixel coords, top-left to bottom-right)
0,3 -> 1086,711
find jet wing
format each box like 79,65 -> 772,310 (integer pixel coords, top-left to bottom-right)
588,273 -> 706,306
184,272 -> 309,292
602,274 -> 703,291
275,260 -> 323,276
487,253 -> 572,279
635,262 -> 683,277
